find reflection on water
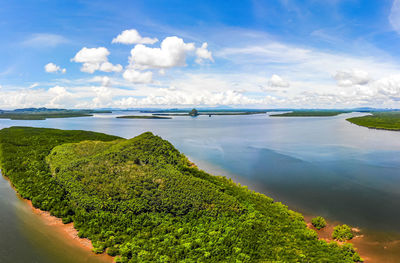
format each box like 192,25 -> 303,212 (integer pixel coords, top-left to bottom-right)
1,112 -> 400,262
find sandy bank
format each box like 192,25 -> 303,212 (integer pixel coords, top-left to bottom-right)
2,173 -> 113,263
304,215 -> 400,263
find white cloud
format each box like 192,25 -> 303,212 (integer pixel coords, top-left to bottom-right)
113,89 -> 261,107
99,62 -> 123,72
390,0 -> 400,33
123,68 -> 153,83
374,75 -> 400,98
47,86 -> 74,107
29,83 -> 39,89
333,69 -> 372,87
112,29 -> 158,45
72,47 -> 122,73
129,36 -> 195,69
44,63 -> 66,74
92,86 -> 113,107
196,42 -> 214,63
268,74 -> 290,88
91,76 -> 112,87
22,33 -> 67,47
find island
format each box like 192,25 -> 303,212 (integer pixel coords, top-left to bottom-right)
0,108 -> 112,120
151,108 -> 267,117
116,115 -> 172,119
346,112 -> 400,131
270,110 -> 348,117
0,127 -> 361,262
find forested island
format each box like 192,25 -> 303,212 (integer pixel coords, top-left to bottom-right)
140,108 -> 267,117
0,108 -> 111,120
270,111 -> 348,117
0,127 -> 361,262
346,112 -> 400,131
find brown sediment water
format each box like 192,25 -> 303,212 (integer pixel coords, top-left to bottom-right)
1,173 -> 113,263
304,215 -> 400,263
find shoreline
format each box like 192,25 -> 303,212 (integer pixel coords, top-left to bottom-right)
303,215 -> 400,263
3,161 -> 400,263
346,119 -> 400,132
1,173 -> 113,263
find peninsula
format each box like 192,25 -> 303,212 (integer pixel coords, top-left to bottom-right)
346,112 -> 400,131
0,127 -> 361,262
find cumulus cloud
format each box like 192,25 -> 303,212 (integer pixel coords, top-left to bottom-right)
99,62 -> 123,72
113,89 -> 261,107
374,75 -> 400,98
72,47 -> 122,73
390,0 -> 400,33
267,74 -> 290,88
129,36 -> 195,69
195,42 -> 214,63
112,29 -> 158,45
123,68 -> 153,83
91,76 -> 112,87
47,86 -> 75,107
44,63 -> 66,73
333,69 -> 372,87
92,86 -> 113,107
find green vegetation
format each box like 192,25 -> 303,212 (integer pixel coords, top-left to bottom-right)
346,112 -> 400,130
271,111 -> 348,117
0,127 -> 361,262
189,108 -> 199,116
332,225 -> 354,242
0,112 -> 93,120
116,115 -> 171,119
311,216 -> 327,230
0,108 -> 111,120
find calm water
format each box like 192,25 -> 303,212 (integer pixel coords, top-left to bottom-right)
1,112 -> 400,262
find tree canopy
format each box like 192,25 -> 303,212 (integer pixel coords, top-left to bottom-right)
0,127 -> 362,262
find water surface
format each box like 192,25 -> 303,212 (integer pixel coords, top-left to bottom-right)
1,112 -> 400,262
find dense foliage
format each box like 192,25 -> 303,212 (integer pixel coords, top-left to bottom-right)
0,127 -> 362,262
189,108 -> 198,116
332,225 -> 354,242
0,108 -> 110,120
347,112 -> 400,130
312,216 -> 327,230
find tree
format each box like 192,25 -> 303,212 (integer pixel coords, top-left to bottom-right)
332,224 -> 353,241
311,216 -> 327,230
189,108 -> 198,116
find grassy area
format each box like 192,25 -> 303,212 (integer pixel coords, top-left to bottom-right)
271,111 -> 348,117
116,115 -> 172,119
346,112 -> 400,130
0,127 -> 362,262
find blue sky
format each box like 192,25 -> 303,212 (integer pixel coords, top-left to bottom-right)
1,0 -> 400,109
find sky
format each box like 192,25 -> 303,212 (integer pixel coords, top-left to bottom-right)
1,0 -> 400,109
